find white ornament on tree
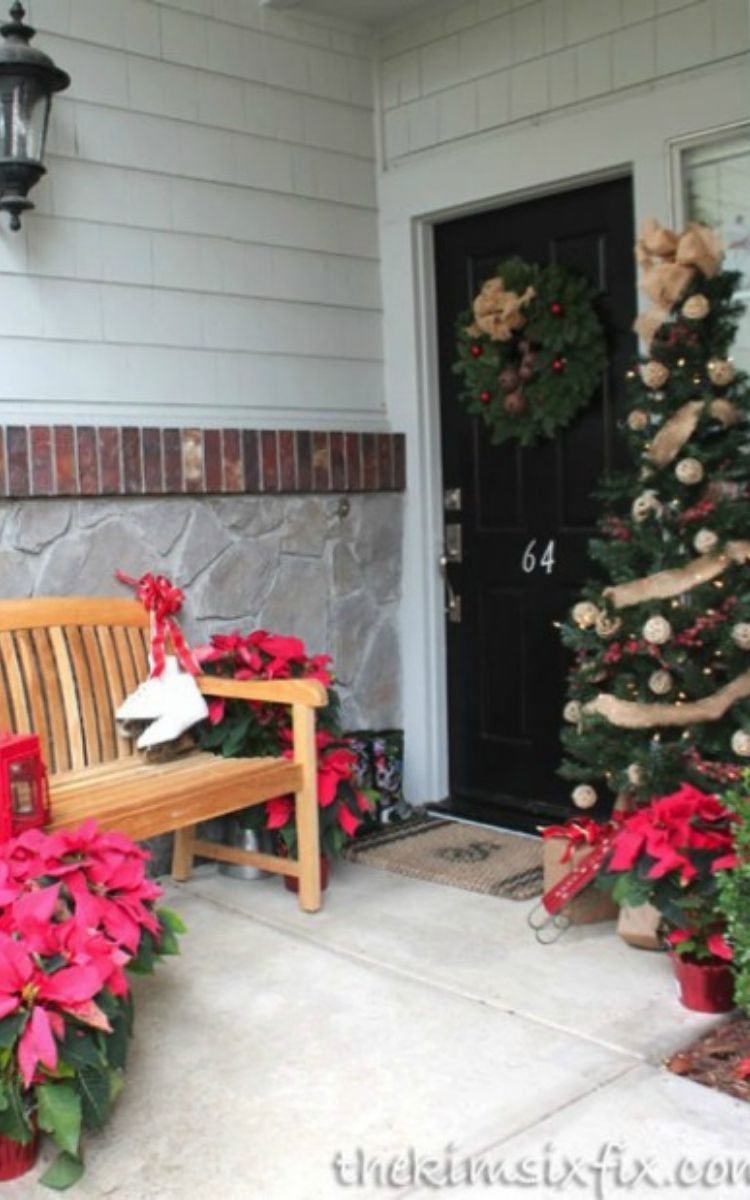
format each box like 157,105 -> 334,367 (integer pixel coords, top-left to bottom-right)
572,784 -> 597,809
693,528 -> 718,554
648,669 -> 673,695
626,763 -> 642,786
572,601 -> 600,629
595,613 -> 622,639
731,730 -> 750,758
563,700 -> 582,723
708,359 -> 735,387
631,490 -> 663,522
731,622 -> 750,650
682,294 -> 710,320
640,361 -> 669,389
675,457 -> 704,485
643,615 -> 672,645
627,410 -> 649,432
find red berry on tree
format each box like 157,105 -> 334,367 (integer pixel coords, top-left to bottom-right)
470,343 -> 483,358
550,301 -> 564,317
552,357 -> 566,373
479,390 -> 492,404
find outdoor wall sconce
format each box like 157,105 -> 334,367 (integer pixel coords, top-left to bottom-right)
0,2 -> 69,230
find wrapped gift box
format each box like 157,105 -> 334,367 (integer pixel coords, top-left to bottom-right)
543,834 -> 619,926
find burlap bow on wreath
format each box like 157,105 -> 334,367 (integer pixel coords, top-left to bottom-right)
453,257 -> 606,447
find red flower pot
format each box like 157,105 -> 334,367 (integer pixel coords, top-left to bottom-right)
0,1129 -> 39,1181
670,953 -> 735,1013
284,856 -> 330,894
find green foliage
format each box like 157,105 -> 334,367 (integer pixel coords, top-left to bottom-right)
37,1083 -> 82,1158
560,259 -> 750,810
39,1151 -> 85,1190
717,773 -> 750,1014
453,257 -> 607,446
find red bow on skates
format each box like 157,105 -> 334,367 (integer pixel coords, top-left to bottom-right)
116,571 -> 200,678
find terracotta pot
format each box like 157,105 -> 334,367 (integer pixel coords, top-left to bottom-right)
670,952 -> 735,1013
284,856 -> 330,894
0,1128 -> 39,1181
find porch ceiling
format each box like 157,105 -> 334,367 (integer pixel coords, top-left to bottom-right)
263,0 -> 434,26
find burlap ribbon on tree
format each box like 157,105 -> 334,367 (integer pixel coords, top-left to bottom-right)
604,541 -> 750,609
645,398 -> 741,467
586,669 -> 750,729
633,219 -> 723,347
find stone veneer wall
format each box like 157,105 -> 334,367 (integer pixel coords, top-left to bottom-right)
0,491 -> 403,731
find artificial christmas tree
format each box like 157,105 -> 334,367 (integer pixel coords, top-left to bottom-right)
560,220 -> 750,813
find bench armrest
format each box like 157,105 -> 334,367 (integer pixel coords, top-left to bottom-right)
196,675 -> 328,709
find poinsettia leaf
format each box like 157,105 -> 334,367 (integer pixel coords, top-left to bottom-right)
109,1068 -> 126,1105
39,1151 -> 85,1190
0,1012 -> 26,1049
0,1079 -> 32,1142
127,930 -> 155,975
59,1028 -> 101,1071
78,1064 -> 111,1131
101,1007 -> 130,1072
36,1082 -> 82,1157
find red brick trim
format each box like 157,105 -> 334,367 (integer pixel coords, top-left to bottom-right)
0,426 -> 406,498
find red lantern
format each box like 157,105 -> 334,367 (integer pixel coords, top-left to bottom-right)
0,733 -> 49,840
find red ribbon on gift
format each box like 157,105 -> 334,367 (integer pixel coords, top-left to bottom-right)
540,829 -> 619,916
542,816 -> 609,864
116,571 -> 200,678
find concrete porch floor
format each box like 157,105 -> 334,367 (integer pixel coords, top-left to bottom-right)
11,860 -> 750,1199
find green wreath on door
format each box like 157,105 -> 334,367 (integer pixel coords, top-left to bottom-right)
453,257 -> 607,447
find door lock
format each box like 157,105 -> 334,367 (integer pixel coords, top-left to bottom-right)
444,523 -> 463,563
439,553 -> 462,624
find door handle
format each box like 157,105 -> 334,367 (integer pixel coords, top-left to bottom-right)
439,554 -> 462,624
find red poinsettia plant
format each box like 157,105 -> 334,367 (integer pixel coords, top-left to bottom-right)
599,783 -> 737,962
196,630 -> 374,859
0,821 -> 183,1189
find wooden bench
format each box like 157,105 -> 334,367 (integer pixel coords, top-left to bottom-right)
0,597 -> 327,912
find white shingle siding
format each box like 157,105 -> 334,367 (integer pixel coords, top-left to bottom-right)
2,0 -> 383,430
378,0 -> 749,163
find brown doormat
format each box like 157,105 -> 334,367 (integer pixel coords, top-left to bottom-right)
344,817 -> 543,901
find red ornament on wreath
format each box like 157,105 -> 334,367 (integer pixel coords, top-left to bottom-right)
453,256 -> 606,447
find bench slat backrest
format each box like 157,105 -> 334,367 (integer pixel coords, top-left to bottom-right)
0,598 -> 150,774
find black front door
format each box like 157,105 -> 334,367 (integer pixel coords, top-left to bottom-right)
434,176 -> 636,830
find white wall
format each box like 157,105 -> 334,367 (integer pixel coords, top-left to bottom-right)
373,0 -> 750,805
378,0 -> 748,164
0,0 -> 384,430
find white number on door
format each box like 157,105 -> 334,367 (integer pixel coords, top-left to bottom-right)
521,538 -> 556,575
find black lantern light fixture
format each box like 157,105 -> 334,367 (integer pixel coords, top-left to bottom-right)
0,2 -> 69,230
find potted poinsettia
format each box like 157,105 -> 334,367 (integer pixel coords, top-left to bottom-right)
196,630 -> 374,886
599,783 -> 738,1012
0,821 -> 183,1188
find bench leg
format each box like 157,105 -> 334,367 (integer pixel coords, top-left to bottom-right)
293,702 -> 321,913
172,825 -> 195,882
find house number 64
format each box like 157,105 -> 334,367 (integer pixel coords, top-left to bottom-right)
521,538 -> 556,575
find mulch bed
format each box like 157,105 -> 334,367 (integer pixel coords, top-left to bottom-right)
666,1015 -> 750,1102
